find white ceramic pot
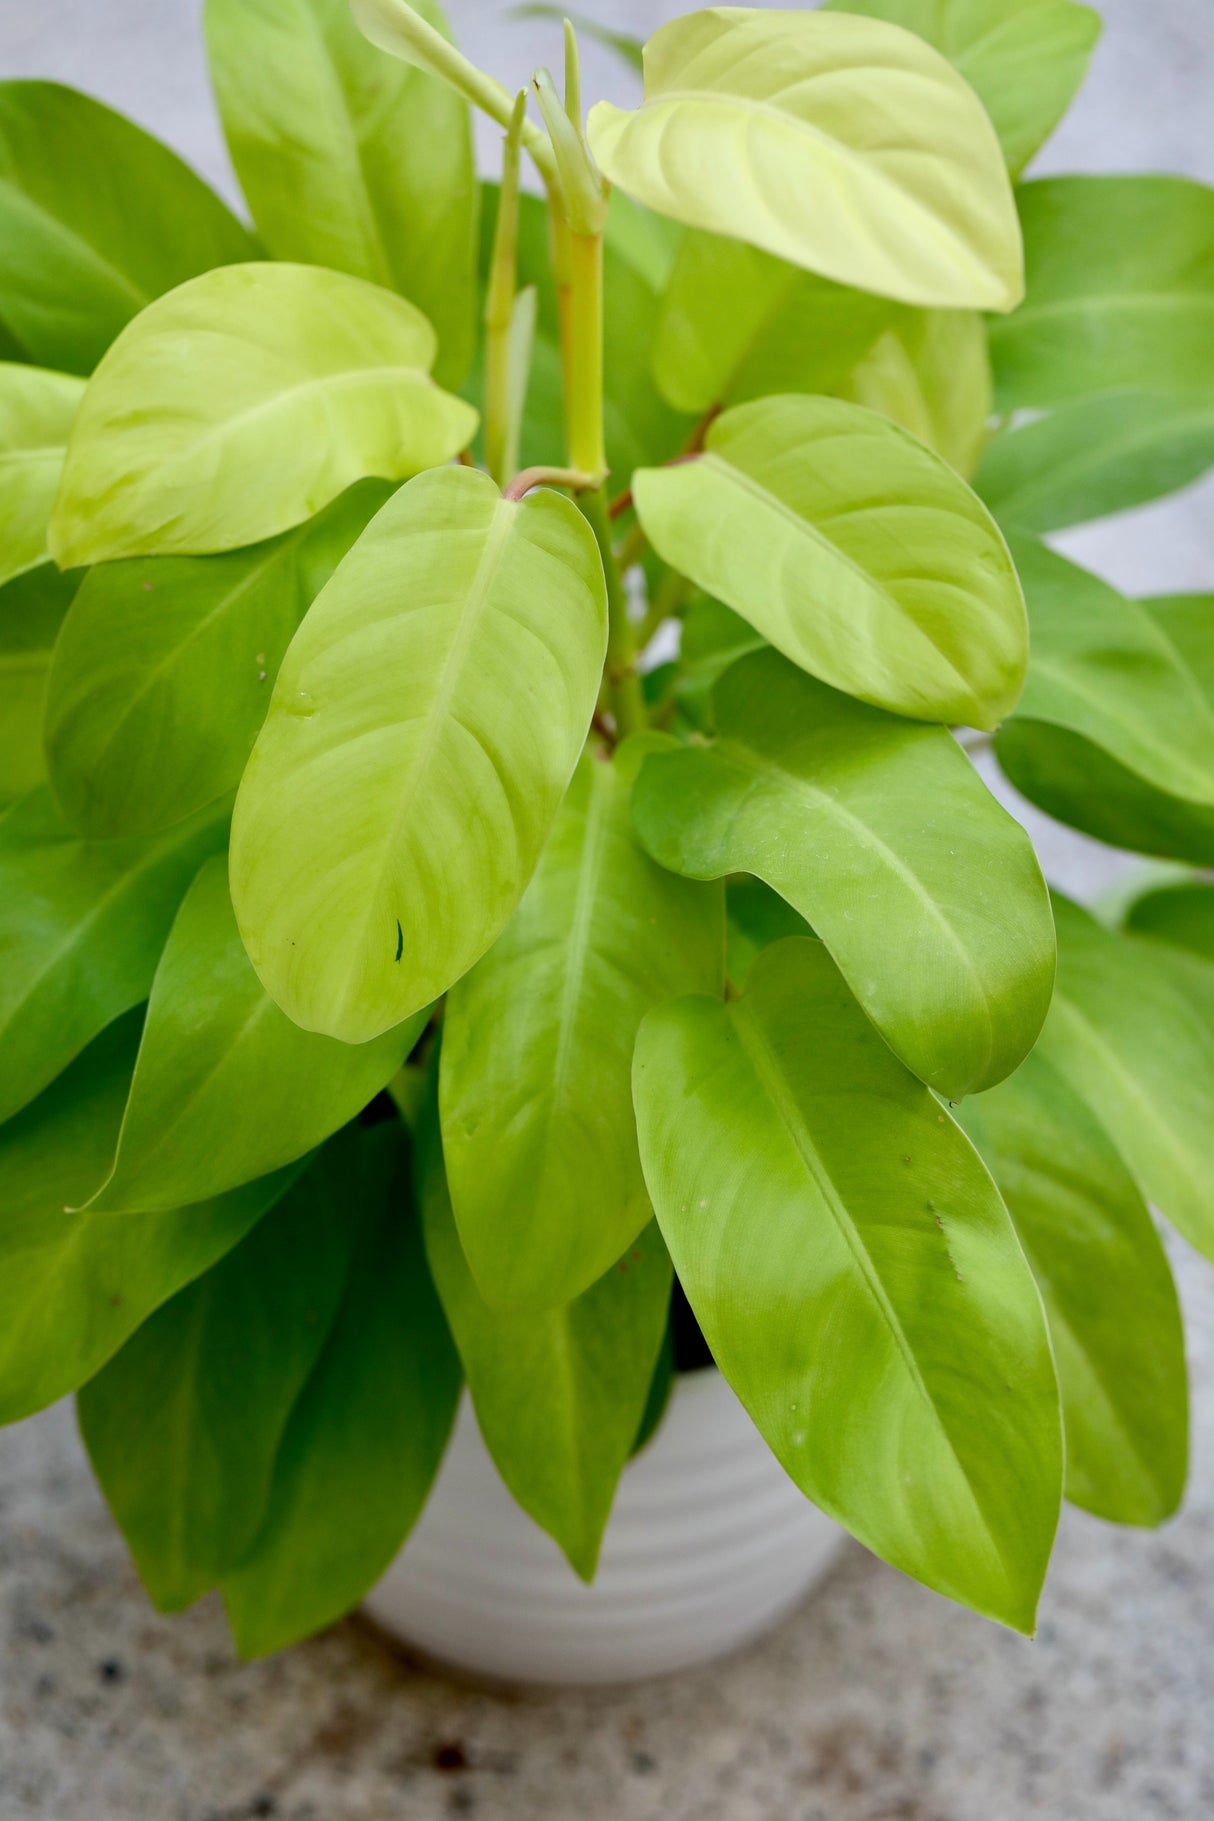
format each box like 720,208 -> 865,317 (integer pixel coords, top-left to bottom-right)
362,1366 -> 844,1685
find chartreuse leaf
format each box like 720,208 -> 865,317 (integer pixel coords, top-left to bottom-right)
205,0 -> 477,389
231,466 -> 607,1043
633,396 -> 1027,729
995,543 -> 1214,862
837,308 -> 991,479
78,1133 -> 362,1613
0,1013 -> 303,1427
86,857 -> 424,1213
1038,895 -> 1214,1263
824,0 -> 1099,177
0,788 -> 227,1126
0,565 -> 78,805
587,9 -> 1023,311
48,264 -> 478,568
670,595 -> 766,732
989,178 -> 1214,409
976,389 -> 1214,533
417,1075 -> 670,1579
1124,879 -> 1214,963
44,481 -> 391,839
726,877 -> 813,987
0,363 -> 85,586
222,1123 -> 460,1658
0,80 -> 257,375
440,738 -> 723,1311
958,1050 -> 1187,1528
632,650 -> 1053,1097
651,230 -> 896,416
508,5 -> 643,73
632,937 -> 1062,1632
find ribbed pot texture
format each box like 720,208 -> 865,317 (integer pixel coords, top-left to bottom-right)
362,1366 -> 845,1685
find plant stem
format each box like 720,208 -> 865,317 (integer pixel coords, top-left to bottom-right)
485,93 -> 528,487
567,230 -> 607,479
503,465 -> 599,501
582,486 -> 645,736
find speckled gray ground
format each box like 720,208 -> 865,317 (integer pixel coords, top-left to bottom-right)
2,1 -> 1213,1816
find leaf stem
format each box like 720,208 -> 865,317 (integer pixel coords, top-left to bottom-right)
485,93 -> 529,486
503,465 -> 600,501
581,486 -> 645,736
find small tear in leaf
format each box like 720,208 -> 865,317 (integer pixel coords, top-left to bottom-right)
395,919 -> 404,964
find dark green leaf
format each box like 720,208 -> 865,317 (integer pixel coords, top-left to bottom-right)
0,564 -> 79,805
0,80 -> 257,374
222,1122 -> 461,1657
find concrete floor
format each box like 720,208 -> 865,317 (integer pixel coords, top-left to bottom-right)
1,1 -> 1213,1816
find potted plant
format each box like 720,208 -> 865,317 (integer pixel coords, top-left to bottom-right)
1,0 -> 1211,1685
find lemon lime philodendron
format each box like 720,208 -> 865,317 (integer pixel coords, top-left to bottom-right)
0,0 -> 1210,1656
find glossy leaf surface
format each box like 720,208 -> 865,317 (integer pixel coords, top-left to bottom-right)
0,788 -> 227,1125
976,389 -> 1214,533
231,466 -> 607,1042
989,177 -> 1214,408
651,230 -> 895,415
1039,895 -> 1214,1263
441,738 -> 723,1310
632,937 -> 1062,1632
995,545 -> 1214,860
959,1049 -> 1187,1527
418,1080 -> 670,1578
78,1139 -> 359,1611
87,857 -> 424,1212
0,80 -> 257,374
588,9 -> 1023,310
0,363 -> 84,585
222,1123 -> 460,1658
0,565 -> 78,805
632,650 -> 1053,1097
44,481 -> 391,838
633,395 -> 1027,729
0,1014 -> 301,1426
837,307 -> 991,478
825,0 -> 1100,176
205,0 -> 477,387
49,263 -> 477,567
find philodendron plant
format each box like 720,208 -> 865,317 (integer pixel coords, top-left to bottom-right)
1,0 -> 1212,1655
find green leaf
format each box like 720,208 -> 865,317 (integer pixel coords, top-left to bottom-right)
958,1049 -> 1187,1528
48,263 -> 478,568
976,388 -> 1214,533
0,1012 -> 303,1427
0,80 -> 258,375
1038,894 -> 1214,1264
670,595 -> 767,732
632,937 -> 1062,1632
222,1122 -> 460,1658
440,738 -> 723,1310
836,307 -> 991,479
587,9 -> 1023,311
651,229 -> 896,416
1124,879 -> 1214,963
78,1133 -> 362,1612
632,649 -> 1053,1097
995,543 -> 1214,861
417,1076 -> 670,1579
989,177 -> 1214,409
0,362 -> 85,586
205,0 -> 477,389
85,856 -> 424,1213
633,395 -> 1027,730
0,564 -> 78,805
508,4 -> 643,72
44,481 -> 391,839
726,877 -> 814,988
0,788 -> 228,1126
231,465 -> 607,1043
824,0 -> 1100,177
